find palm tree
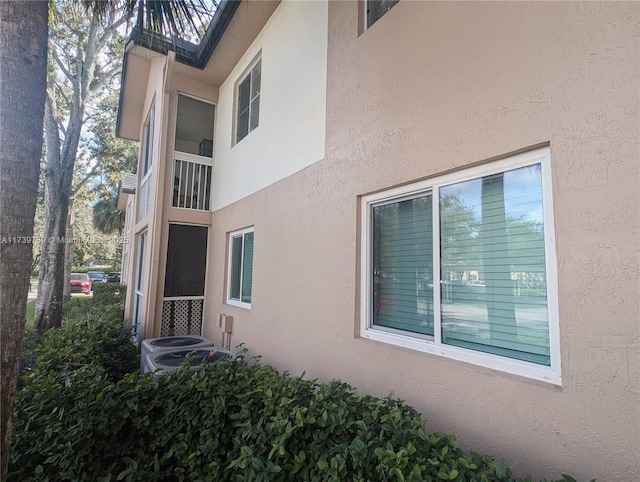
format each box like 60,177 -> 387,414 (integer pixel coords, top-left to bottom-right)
0,3 -> 48,479
93,189 -> 125,235
0,2 -> 208,478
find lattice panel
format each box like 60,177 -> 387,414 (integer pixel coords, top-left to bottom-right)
160,299 -> 204,337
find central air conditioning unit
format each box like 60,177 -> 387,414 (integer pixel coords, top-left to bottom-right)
139,335 -> 214,374
144,347 -> 232,376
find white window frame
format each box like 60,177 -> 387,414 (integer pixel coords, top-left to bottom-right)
137,101 -> 155,220
133,231 -> 148,344
226,226 -> 255,309
233,54 -> 261,144
360,147 -> 561,385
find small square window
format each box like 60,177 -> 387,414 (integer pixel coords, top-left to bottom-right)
227,227 -> 254,308
235,57 -> 261,143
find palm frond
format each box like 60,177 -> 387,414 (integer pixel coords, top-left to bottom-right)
84,0 -> 212,40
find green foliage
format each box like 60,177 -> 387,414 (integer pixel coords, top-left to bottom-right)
93,190 -> 125,235
91,282 -> 126,314
32,292 -> 137,382
69,266 -> 114,273
10,348 -> 586,482
17,326 -> 40,390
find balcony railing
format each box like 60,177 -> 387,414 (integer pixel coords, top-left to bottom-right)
172,153 -> 212,211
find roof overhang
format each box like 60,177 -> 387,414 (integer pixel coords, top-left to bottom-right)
117,44 -> 153,141
116,173 -> 137,211
116,0 -> 280,141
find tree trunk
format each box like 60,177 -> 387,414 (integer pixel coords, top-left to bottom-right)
36,9 -> 122,333
0,1 -> 48,479
481,174 -> 517,342
63,201 -> 75,297
35,97 -> 76,335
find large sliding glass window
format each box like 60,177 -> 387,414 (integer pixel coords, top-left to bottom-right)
361,148 -> 560,384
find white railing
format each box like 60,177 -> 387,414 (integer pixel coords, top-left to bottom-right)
172,152 -> 212,211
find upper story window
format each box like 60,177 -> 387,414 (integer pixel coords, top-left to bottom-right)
140,103 -> 155,177
366,0 -> 399,28
137,102 -> 155,221
235,56 -> 261,144
227,227 -> 254,309
360,147 -> 561,384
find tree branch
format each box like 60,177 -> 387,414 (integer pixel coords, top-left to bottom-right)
88,64 -> 122,95
97,13 -> 128,48
73,164 -> 100,195
52,50 -> 78,88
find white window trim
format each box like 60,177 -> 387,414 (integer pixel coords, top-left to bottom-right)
359,147 -> 562,385
138,102 -> 155,221
226,226 -> 255,309
140,102 -> 155,185
133,231 -> 148,343
233,53 -> 261,145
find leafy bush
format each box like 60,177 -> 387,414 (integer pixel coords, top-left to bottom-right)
69,266 -> 115,274
10,352 -> 585,482
17,326 -> 39,390
18,287 -> 130,386
91,282 -> 125,315
33,317 -> 138,382
28,291 -> 137,383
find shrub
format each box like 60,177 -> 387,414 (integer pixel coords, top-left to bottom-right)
10,352 -> 586,482
17,326 -> 39,390
91,282 -> 125,316
31,294 -> 138,382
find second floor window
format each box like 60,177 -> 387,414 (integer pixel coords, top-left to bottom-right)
137,102 -> 155,221
140,103 -> 155,177
235,57 -> 261,143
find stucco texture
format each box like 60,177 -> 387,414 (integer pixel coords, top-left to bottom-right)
203,1 -> 639,480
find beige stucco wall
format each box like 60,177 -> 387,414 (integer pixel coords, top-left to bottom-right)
202,1 -> 639,480
212,0 -> 328,210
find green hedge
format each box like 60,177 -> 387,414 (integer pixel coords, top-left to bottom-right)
30,266 -> 117,277
91,282 -> 126,314
10,353 -> 584,482
11,290 -> 586,481
31,290 -> 136,381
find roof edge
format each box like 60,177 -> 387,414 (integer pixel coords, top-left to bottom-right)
116,0 -> 241,139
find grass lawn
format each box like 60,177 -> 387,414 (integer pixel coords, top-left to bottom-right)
26,300 -> 36,325
25,292 -> 92,327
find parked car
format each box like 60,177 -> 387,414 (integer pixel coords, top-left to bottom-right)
70,273 -> 92,294
87,271 -> 107,284
106,272 -> 121,283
